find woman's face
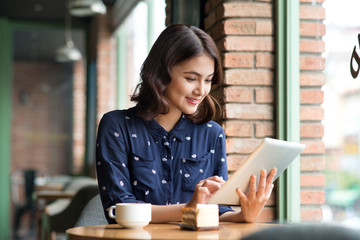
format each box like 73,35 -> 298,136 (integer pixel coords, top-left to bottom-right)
164,53 -> 215,117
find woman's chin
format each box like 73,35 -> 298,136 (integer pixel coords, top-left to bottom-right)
183,111 -> 197,116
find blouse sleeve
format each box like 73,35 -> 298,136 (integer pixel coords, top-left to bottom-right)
212,127 -> 234,216
96,113 -> 144,223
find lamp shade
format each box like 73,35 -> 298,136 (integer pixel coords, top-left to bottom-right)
69,0 -> 106,17
55,40 -> 82,62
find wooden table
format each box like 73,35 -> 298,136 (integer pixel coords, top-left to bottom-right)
36,190 -> 76,201
66,222 -> 275,240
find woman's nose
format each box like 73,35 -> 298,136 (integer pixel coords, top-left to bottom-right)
194,81 -> 206,96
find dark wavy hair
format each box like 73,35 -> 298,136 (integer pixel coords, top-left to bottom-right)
131,24 -> 223,124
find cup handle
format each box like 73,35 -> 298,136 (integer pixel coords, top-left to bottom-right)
108,205 -> 116,219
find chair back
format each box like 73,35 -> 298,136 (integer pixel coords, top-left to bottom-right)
74,194 -> 107,227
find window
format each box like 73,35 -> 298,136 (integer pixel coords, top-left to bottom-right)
115,1 -> 166,109
323,0 -> 360,228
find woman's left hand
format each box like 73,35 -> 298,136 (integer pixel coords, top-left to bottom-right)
236,168 -> 277,223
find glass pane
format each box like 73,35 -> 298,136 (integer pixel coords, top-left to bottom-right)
323,0 -> 360,228
116,1 -> 165,109
11,27 -> 86,176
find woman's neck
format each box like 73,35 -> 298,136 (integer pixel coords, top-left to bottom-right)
154,110 -> 182,132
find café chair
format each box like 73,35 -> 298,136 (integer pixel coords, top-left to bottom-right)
40,177 -> 98,240
242,223 -> 360,240
74,194 -> 108,227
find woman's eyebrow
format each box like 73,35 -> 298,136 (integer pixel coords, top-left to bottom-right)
183,71 -> 214,77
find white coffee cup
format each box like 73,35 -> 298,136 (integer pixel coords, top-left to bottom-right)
108,203 -> 152,228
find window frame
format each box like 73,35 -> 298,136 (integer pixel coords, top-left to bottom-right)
276,0 -> 301,222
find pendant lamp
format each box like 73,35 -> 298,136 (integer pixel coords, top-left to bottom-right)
55,1 -> 82,62
69,0 -> 106,17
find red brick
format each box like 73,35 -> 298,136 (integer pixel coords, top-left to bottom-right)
204,0 -> 222,14
300,89 -> 324,104
301,174 -> 325,187
300,123 -> 324,138
301,190 -> 325,204
300,106 -> 324,121
225,69 -> 273,85
224,19 -> 256,35
256,20 -> 273,35
258,207 -> 276,223
223,53 -> 254,68
223,19 -> 273,36
224,36 -> 274,51
224,2 -> 272,18
300,5 -> 326,20
301,208 -> 323,221
255,88 -> 274,103
300,156 -> 326,171
300,22 -> 326,37
255,122 -> 274,138
207,21 -> 224,40
224,86 -> 252,103
300,56 -> 325,71
256,53 -> 274,68
224,121 -> 252,137
301,140 -> 325,154
204,4 -> 224,29
300,39 -> 325,53
225,103 -> 274,120
226,138 -> 262,154
300,73 -> 325,86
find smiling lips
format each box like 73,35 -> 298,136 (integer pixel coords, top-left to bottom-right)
186,97 -> 201,105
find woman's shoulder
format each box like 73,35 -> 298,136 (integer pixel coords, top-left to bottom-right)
103,106 -> 136,117
100,107 -> 139,125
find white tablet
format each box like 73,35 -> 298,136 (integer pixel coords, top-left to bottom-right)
208,138 -> 305,206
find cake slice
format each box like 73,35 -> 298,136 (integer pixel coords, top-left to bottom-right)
181,204 -> 219,230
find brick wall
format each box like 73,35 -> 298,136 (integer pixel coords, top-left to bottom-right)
299,0 -> 326,221
203,0 -> 276,222
95,14 -> 117,124
11,62 -> 75,175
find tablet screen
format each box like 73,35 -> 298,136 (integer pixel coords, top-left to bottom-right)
208,138 -> 305,206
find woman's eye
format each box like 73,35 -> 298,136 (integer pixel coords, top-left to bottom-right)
205,79 -> 213,83
185,77 -> 196,81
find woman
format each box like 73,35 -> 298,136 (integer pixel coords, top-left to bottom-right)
96,24 -> 276,224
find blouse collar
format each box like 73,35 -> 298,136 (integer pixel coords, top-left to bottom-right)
143,115 -> 189,143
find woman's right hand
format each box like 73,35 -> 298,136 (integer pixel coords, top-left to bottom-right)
185,176 -> 225,208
